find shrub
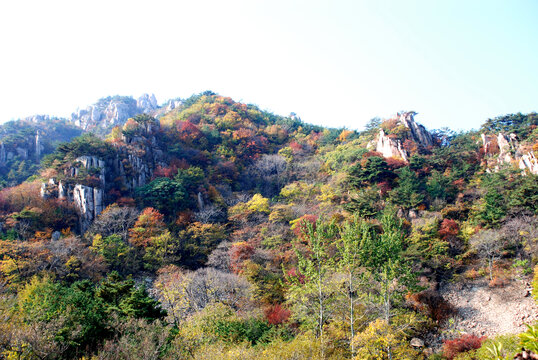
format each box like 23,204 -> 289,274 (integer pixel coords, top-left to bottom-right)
443,334 -> 486,360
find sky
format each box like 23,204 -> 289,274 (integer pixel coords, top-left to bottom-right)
0,0 -> 537,131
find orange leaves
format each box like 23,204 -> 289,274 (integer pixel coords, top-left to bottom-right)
438,219 -> 459,240
229,241 -> 255,274
232,128 -> 255,141
337,129 -> 353,143
128,207 -> 166,248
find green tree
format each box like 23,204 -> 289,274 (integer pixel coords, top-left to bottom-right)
357,209 -> 418,359
389,167 -> 424,210
135,177 -> 186,215
335,219 -> 372,356
286,219 -> 337,357
91,234 -> 131,271
348,156 -> 393,186
95,271 -> 165,321
480,188 -> 506,225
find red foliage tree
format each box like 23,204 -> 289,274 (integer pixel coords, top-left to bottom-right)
386,157 -> 407,170
438,219 -> 459,240
177,121 -> 202,144
265,304 -> 291,325
229,241 -> 255,274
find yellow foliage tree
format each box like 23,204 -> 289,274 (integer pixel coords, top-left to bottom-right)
352,319 -> 420,360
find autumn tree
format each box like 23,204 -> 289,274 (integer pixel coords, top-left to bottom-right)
154,266 -> 252,325
128,208 -> 166,248
335,219 -> 372,356
286,219 -> 338,357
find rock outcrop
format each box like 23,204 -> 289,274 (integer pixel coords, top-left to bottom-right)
0,132 -> 44,165
42,156 -> 107,232
137,93 -> 159,113
376,129 -> 408,161
481,132 -> 538,175
71,94 -> 159,134
41,122 -> 166,232
373,111 -> 433,161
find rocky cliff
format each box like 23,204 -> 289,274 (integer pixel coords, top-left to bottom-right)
374,111 -> 434,161
481,132 -> 538,175
41,121 -> 166,232
71,94 -> 159,135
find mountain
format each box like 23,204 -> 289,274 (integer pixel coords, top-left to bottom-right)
0,92 -> 537,359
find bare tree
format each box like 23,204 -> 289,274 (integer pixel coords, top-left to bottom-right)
154,266 -> 252,325
502,215 -> 538,259
194,204 -> 225,223
470,229 -> 504,281
87,206 -> 139,241
206,241 -> 232,271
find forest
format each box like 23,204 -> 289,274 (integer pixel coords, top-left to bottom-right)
0,92 -> 537,359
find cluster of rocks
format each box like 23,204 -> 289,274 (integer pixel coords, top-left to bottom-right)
481,132 -> 538,175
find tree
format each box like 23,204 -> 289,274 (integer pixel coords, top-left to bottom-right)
91,234 -> 132,272
135,177 -> 186,215
470,229 -> 504,281
143,230 -> 182,270
348,156 -> 393,186
154,266 -> 252,325
389,167 -> 424,210
286,219 -> 337,357
480,188 -> 506,225
87,205 -> 139,242
95,271 -> 165,321
352,319 -> 420,360
17,276 -> 109,357
128,208 -> 166,248
361,210 -> 417,326
335,219 -> 372,356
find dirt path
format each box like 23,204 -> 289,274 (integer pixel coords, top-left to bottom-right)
439,277 -> 538,339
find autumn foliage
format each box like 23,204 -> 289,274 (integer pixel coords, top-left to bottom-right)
442,334 -> 486,360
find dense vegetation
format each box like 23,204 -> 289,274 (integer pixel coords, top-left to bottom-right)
0,93 -> 537,359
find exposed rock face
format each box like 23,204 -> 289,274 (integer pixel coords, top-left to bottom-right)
374,111 -> 433,161
0,132 -> 43,165
481,132 -> 538,175
69,156 -> 106,232
519,152 -> 538,175
137,93 -> 159,113
41,124 -> 166,233
376,129 -> 408,161
71,94 -> 159,133
398,111 -> 434,147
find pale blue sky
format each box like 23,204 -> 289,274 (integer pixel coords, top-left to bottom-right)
0,0 -> 536,131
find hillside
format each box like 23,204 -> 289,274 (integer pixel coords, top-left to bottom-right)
0,93 -> 537,359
